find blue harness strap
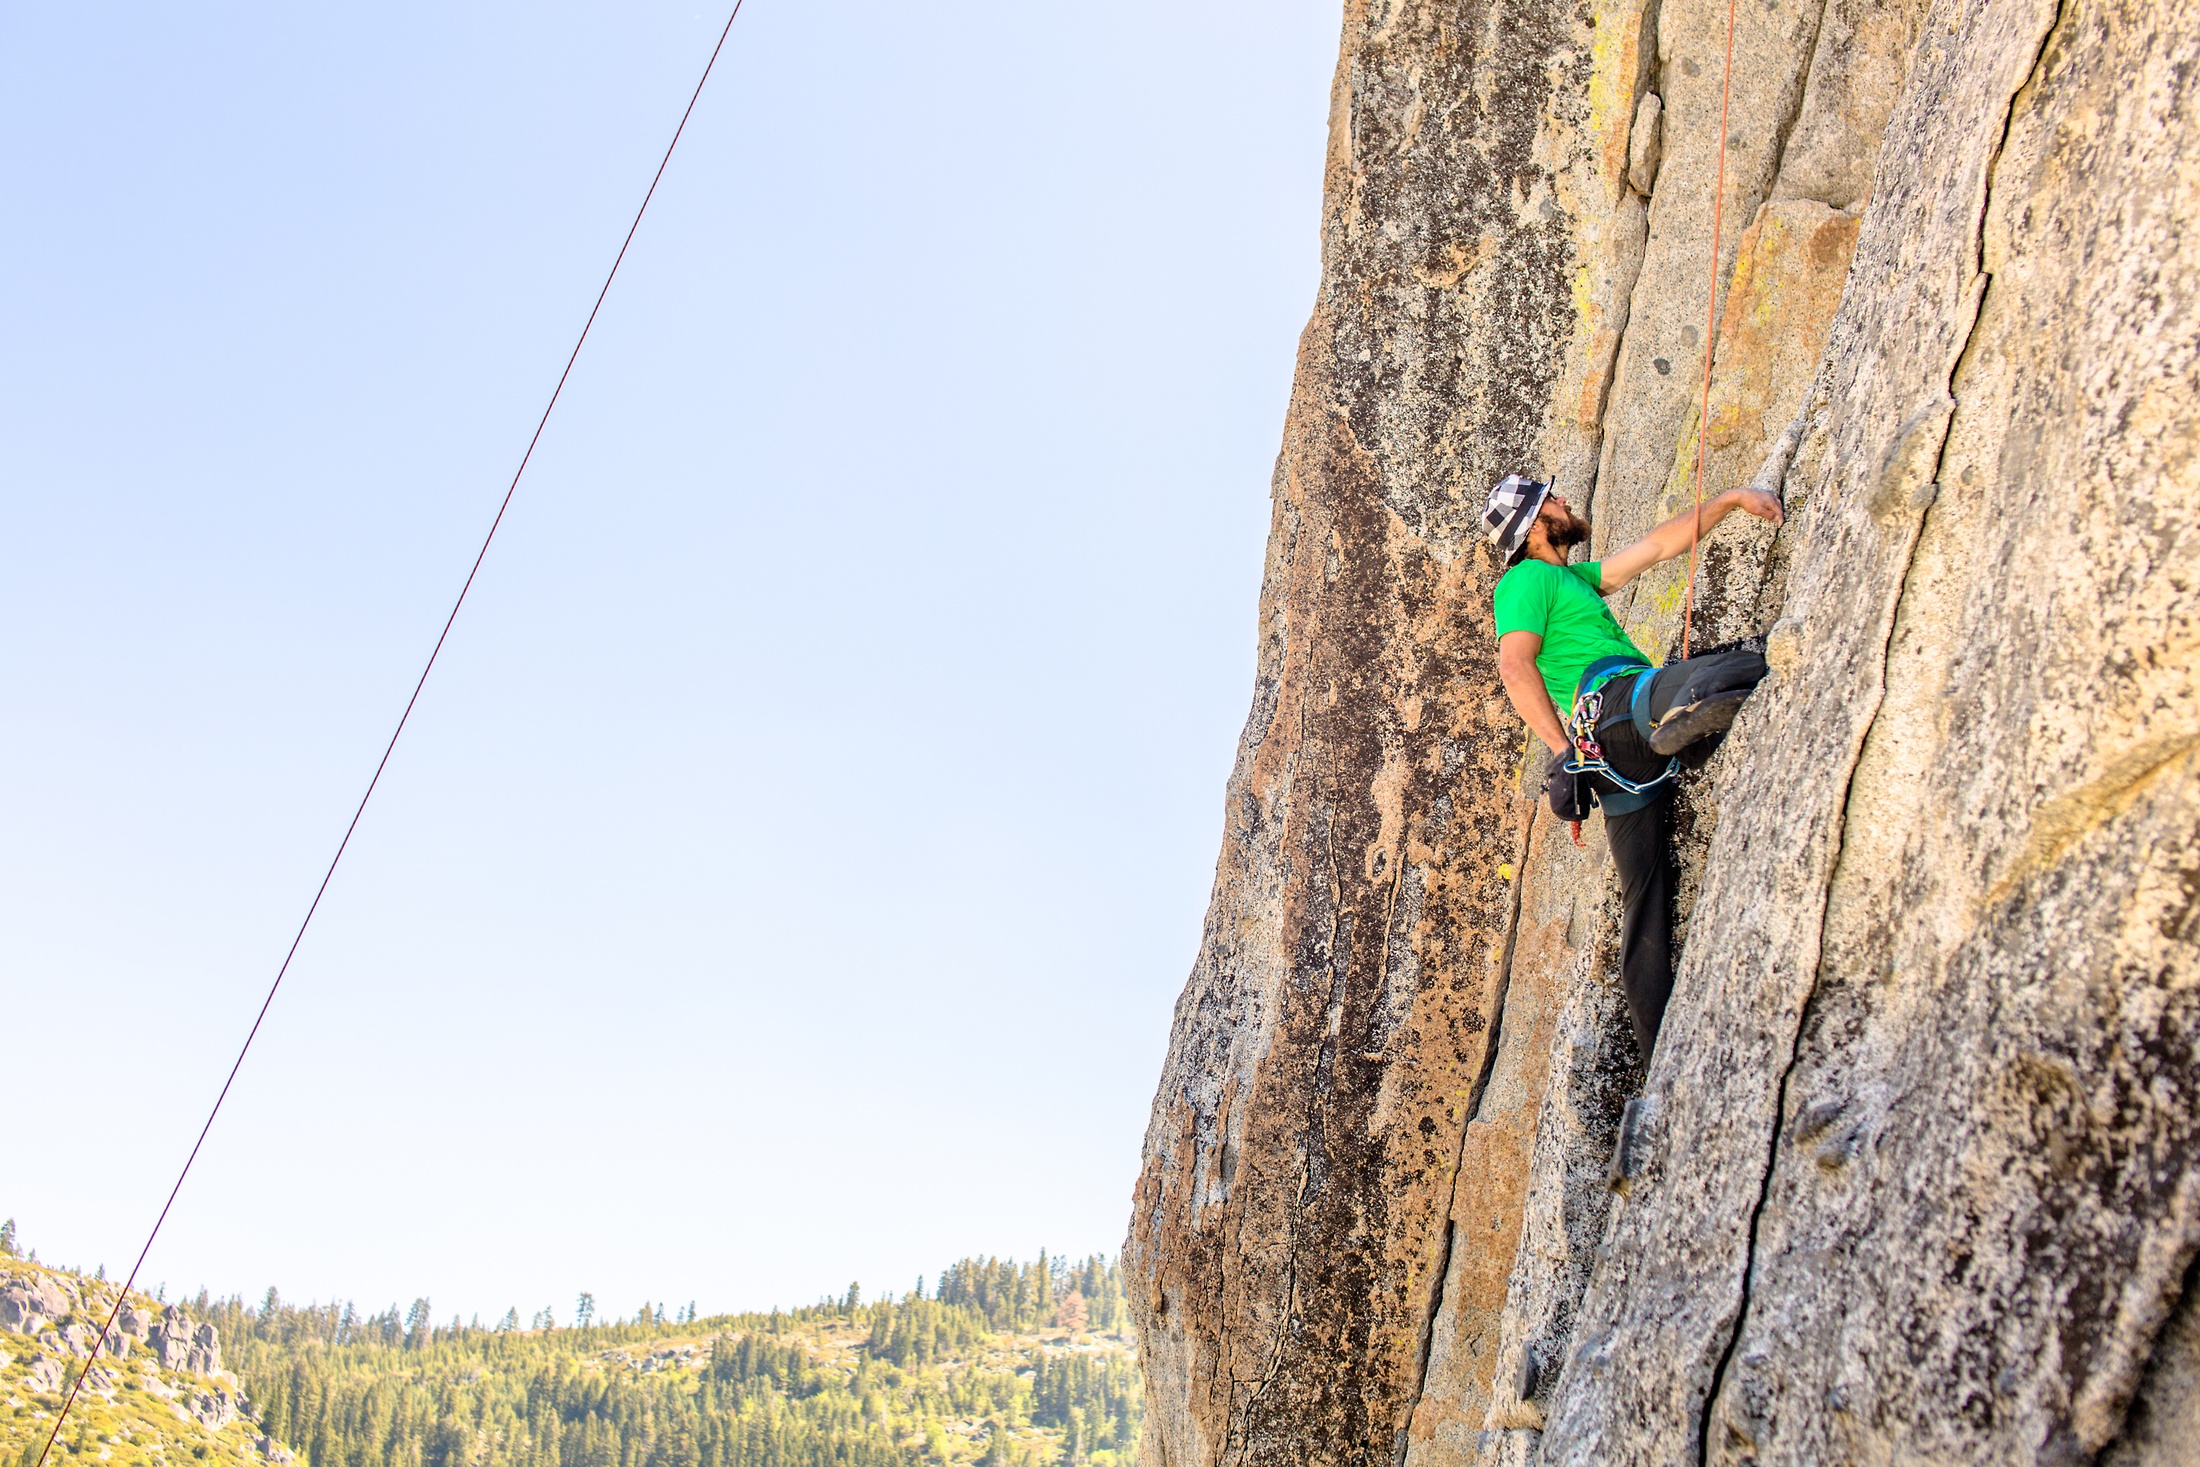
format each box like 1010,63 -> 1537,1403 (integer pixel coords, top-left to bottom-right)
1576,654 -> 1650,703
1629,662 -> 1661,741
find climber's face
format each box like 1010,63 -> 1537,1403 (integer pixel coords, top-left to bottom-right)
1534,493 -> 1592,552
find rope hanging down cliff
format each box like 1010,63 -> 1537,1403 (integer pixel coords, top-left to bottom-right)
28,10 -> 749,1466
1681,0 -> 1745,659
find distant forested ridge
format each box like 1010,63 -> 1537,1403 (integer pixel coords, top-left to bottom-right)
199,1253 -> 1136,1467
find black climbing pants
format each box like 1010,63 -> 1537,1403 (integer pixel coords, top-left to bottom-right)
1593,646 -> 1769,1059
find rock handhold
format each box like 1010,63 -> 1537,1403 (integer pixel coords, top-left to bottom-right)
1868,393 -> 1954,522
1515,1345 -> 1544,1401
1608,1094 -> 1661,1193
1629,92 -> 1666,196
1790,1095 -> 1849,1142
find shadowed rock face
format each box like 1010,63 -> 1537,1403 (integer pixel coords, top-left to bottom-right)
1128,0 -> 2200,1455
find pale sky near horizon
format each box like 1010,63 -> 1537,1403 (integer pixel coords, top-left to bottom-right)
1,1 -> 1337,1321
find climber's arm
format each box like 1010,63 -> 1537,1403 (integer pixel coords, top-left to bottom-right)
1595,486 -> 1784,594
1499,632 -> 1572,757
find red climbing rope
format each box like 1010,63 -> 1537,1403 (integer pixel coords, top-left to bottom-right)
28,9 -> 747,1466
1681,0 -> 1743,660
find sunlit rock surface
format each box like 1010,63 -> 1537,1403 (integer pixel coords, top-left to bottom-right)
1127,0 -> 2200,1456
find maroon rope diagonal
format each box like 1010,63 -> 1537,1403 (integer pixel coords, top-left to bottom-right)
31,8 -> 747,1463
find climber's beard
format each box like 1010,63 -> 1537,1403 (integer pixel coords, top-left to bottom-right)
1545,506 -> 1592,549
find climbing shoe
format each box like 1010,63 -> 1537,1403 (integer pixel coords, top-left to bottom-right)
1647,688 -> 1753,755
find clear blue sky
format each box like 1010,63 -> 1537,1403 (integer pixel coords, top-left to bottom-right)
1,0 -> 1334,1322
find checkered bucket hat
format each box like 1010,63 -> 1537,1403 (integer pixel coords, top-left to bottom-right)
1483,474 -> 1551,561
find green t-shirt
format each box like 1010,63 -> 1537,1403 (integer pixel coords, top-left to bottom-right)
1493,559 -> 1651,711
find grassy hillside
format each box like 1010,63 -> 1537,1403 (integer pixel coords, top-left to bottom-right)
1,1233 -> 1138,1467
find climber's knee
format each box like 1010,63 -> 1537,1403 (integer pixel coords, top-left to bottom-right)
1642,647 -> 1769,755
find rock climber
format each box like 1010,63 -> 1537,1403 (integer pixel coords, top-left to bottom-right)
1482,473 -> 1783,1058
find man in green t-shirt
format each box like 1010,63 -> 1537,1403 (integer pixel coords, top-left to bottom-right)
1482,473 -> 1783,1058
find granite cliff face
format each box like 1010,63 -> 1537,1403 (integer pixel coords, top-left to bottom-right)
1124,0 -> 2199,1457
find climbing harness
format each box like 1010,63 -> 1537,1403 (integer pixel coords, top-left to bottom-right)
1680,0 -> 1745,661
26,11 -> 750,1467
1555,664 -> 1680,846
1565,688 -> 1679,795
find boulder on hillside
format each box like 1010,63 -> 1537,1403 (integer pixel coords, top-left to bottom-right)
151,1306 -> 220,1376
0,1287 -> 42,1335
25,1354 -> 64,1395
0,1273 -> 73,1335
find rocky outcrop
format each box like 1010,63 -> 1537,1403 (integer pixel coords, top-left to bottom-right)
152,1306 -> 222,1377
2,1271 -> 77,1336
2,1261 -> 285,1467
184,1379 -> 244,1430
117,1300 -> 154,1347
1128,0 -> 2199,1456
26,1353 -> 66,1395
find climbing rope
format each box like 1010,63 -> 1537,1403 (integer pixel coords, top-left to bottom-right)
28,9 -> 748,1465
1680,0 -> 1743,660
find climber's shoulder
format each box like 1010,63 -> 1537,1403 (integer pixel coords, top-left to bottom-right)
1494,559 -> 1603,638
1496,558 -> 1600,594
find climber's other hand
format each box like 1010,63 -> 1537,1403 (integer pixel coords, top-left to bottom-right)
1728,486 -> 1784,525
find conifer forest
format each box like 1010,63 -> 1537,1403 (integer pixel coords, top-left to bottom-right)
1,1233 -> 1140,1467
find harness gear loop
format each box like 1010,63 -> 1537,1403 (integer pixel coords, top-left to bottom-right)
1564,678 -> 1681,797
